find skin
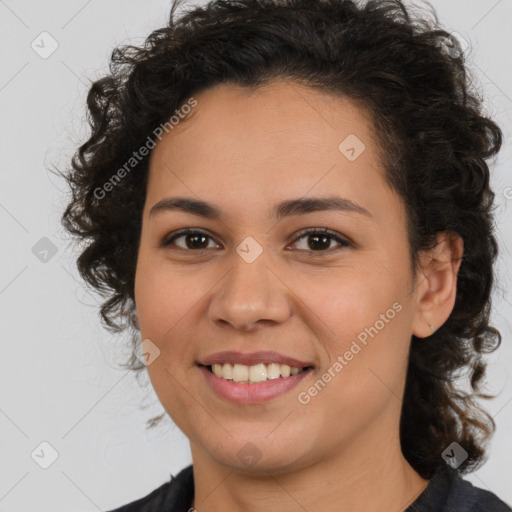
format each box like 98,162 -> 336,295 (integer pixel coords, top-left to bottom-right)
134,80 -> 463,512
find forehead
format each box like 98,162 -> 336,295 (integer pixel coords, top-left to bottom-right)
145,80 -> 398,222
154,79 -> 378,160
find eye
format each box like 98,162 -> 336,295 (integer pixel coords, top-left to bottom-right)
161,228 -> 220,250
288,228 -> 351,254
161,227 -> 351,254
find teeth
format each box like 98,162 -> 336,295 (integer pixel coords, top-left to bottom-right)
280,364 -> 291,378
232,363 -> 249,382
249,363 -> 267,383
210,363 -> 305,383
267,363 -> 281,380
222,363 -> 233,380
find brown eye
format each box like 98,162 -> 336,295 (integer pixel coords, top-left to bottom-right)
161,227 -> 351,254
290,228 -> 351,253
162,229 -> 219,250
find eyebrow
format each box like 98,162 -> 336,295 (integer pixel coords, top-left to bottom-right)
149,196 -> 372,220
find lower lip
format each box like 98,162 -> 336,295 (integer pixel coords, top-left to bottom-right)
199,365 -> 312,404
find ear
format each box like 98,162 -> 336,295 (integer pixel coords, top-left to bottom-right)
412,232 -> 464,338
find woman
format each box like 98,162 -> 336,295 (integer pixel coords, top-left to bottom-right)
61,0 -> 511,510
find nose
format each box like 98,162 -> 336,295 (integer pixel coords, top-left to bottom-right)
207,250 -> 292,332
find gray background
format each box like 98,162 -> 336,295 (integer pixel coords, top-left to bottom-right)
1,0 -> 511,510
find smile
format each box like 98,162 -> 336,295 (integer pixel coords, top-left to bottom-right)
197,350 -> 315,403
209,362 -> 305,383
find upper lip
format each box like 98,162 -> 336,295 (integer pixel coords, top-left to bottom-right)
199,351 -> 314,368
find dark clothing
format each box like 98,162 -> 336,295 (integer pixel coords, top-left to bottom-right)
107,463 -> 510,511
405,464 -> 510,511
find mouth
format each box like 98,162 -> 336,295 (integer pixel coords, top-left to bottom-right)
202,362 -> 313,383
197,351 -> 315,403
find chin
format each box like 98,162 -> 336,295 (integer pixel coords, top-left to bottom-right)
200,431 -> 316,476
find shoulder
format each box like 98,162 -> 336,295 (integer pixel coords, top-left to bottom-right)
449,476 -> 511,512
105,482 -> 172,512
105,465 -> 194,512
409,464 -> 511,512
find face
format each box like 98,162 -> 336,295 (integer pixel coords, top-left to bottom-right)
134,80 -> 423,474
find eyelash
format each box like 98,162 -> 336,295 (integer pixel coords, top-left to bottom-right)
161,227 -> 352,255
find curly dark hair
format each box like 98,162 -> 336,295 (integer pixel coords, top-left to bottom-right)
60,0 -> 503,480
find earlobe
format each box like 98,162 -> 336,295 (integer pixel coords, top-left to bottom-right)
412,232 -> 464,338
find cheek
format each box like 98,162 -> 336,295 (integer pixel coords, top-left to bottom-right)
302,285 -> 411,439
313,270 -> 412,385
134,260 -> 200,430
134,256 -> 198,338
133,261 -> 197,403
317,269 -> 402,336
